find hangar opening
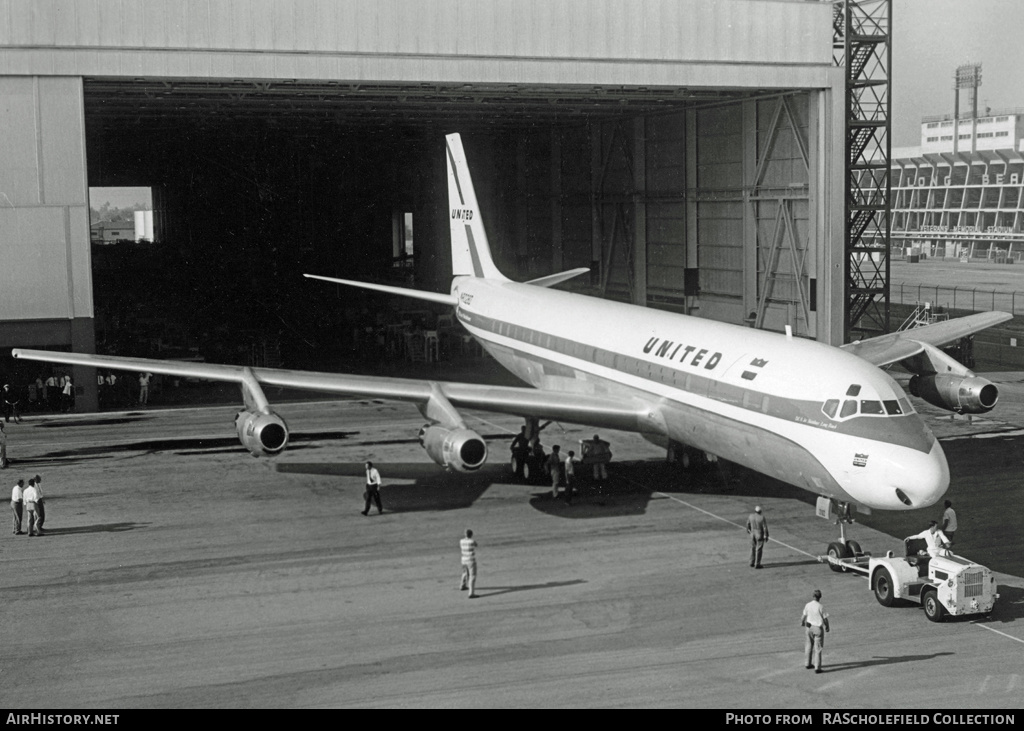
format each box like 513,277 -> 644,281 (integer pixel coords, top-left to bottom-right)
80,79 -> 828,376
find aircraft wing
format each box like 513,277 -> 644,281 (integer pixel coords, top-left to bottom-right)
11,348 -> 652,432
840,311 -> 1012,368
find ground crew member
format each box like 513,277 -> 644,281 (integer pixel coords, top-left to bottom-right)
941,500 -> 957,544
564,450 -> 577,505
11,478 -> 24,534
459,529 -> 478,598
362,461 -> 383,515
0,421 -> 7,468
546,445 -> 563,498
44,374 -> 56,410
34,474 -> 45,532
3,384 -> 21,423
800,589 -> 830,673
905,521 -> 951,557
61,375 -> 74,412
746,505 -> 768,568
138,372 -> 151,405
581,434 -> 611,483
23,477 -> 40,536
510,426 -> 530,479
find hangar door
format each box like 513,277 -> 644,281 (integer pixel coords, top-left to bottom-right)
578,94 -> 816,336
693,95 -> 813,335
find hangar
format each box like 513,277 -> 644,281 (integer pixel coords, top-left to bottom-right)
0,0 -> 887,410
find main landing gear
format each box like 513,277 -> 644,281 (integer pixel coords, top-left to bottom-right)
818,497 -> 866,572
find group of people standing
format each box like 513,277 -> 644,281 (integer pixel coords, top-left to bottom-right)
1,370 -> 155,416
10,474 -> 46,537
4,375 -> 75,415
98,371 -> 152,408
510,428 -> 612,504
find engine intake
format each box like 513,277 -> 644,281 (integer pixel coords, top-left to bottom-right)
908,374 -> 999,414
418,424 -> 487,472
235,410 -> 290,457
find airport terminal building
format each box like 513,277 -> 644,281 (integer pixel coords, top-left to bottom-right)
0,0 -> 859,408
891,108 -> 1024,261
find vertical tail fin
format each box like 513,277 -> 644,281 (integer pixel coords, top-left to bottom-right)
445,133 -> 507,280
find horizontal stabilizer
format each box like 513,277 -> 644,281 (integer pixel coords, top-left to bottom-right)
524,268 -> 590,289
304,274 -> 457,306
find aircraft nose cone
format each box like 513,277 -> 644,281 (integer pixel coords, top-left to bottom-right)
885,441 -> 949,509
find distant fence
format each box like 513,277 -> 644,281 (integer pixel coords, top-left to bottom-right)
891,283 -> 1024,317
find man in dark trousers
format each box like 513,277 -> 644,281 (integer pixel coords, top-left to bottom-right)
11,478 -> 24,534
546,445 -> 563,498
941,500 -> 957,544
362,461 -> 383,515
34,474 -> 45,532
746,505 -> 769,568
800,589 -> 830,673
510,426 -> 530,479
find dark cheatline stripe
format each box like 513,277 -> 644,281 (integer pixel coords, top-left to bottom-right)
458,305 -> 935,454
465,226 -> 484,277
445,143 -> 465,206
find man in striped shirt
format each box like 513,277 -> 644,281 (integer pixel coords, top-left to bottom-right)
459,529 -> 478,599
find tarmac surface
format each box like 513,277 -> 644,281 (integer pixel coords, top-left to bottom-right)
2,374 -> 1024,709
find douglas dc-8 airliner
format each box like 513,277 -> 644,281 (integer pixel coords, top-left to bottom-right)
13,133 -> 1010,555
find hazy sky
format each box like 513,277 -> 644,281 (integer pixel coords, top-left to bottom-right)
893,0 -> 1024,146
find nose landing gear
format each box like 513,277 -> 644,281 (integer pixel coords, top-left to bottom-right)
817,497 -> 865,572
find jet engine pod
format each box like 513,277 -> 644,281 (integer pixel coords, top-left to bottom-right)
418,424 -> 488,472
908,374 -> 999,414
234,410 -> 290,457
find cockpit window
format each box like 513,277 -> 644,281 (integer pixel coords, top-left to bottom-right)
883,400 -> 903,415
846,384 -> 862,397
898,397 -> 914,414
860,400 -> 885,415
822,399 -> 839,419
840,399 -> 858,418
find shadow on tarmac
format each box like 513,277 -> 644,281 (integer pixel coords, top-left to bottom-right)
473,580 -> 588,598
41,522 -> 149,535
820,651 -> 955,673
33,416 -> 154,428
976,584 -> 1024,624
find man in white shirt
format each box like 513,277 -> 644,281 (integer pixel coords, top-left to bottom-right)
11,478 -> 24,535
362,461 -> 383,515
23,477 -> 40,536
800,589 -> 830,673
459,529 -> 478,599
906,521 -> 951,557
61,375 -> 73,413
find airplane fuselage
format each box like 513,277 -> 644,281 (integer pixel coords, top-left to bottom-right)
452,275 -> 949,511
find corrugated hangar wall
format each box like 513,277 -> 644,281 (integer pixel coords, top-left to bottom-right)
0,0 -> 844,410
474,96 -> 822,333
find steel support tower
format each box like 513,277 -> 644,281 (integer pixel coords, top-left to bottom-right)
834,0 -> 892,340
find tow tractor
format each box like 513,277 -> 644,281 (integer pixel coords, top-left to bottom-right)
814,498 -> 999,622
